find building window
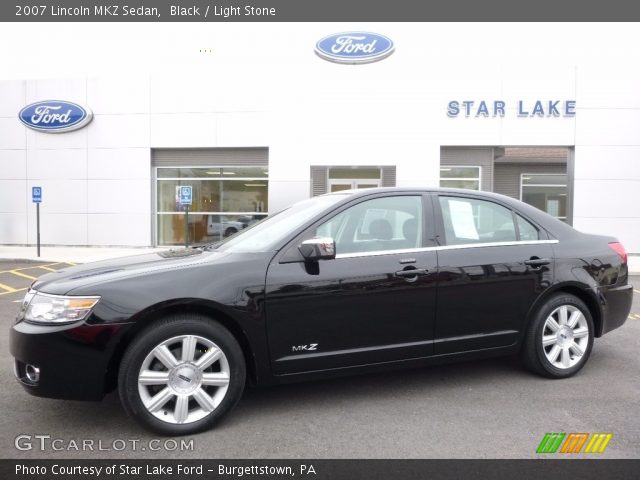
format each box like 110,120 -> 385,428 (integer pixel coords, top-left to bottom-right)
440,166 -> 481,190
520,173 -> 567,221
327,167 -> 382,192
311,166 -> 396,196
156,166 -> 268,246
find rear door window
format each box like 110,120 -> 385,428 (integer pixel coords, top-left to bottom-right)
438,196 -> 517,245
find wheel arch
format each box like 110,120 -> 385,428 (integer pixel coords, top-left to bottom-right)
104,299 -> 258,393
525,282 -> 604,340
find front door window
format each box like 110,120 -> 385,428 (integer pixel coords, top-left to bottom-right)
315,195 -> 423,253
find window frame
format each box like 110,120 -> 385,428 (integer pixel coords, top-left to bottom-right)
439,165 -> 482,191
433,193 -> 548,247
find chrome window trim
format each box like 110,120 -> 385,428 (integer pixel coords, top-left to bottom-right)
334,239 -> 559,259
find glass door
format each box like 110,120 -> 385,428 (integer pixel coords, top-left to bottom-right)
327,167 -> 382,193
328,179 -> 381,192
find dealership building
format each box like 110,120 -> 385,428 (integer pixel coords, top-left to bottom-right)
1,25 -> 639,252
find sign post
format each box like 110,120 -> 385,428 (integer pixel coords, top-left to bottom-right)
32,186 -> 42,257
179,186 -> 193,248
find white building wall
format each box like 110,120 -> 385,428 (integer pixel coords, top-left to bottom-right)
1,24 -> 639,251
572,64 -> 640,252
0,76 -> 152,246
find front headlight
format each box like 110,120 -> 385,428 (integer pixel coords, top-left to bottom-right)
22,291 -> 100,325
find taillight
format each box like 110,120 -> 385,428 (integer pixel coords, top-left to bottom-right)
608,242 -> 628,264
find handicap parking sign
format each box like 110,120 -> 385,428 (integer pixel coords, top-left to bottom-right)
179,186 -> 192,205
32,186 -> 42,203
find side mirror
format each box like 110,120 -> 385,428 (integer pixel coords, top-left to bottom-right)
298,237 -> 336,261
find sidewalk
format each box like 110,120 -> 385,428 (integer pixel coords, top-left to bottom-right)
0,245 -> 639,274
0,246 -> 170,264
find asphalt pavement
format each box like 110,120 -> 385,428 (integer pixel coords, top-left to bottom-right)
0,260 -> 638,459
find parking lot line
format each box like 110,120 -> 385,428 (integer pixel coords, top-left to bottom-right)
0,262 -> 67,275
36,265 -> 57,272
634,289 -> 640,294
9,270 -> 37,280
0,287 -> 26,296
0,282 -> 18,293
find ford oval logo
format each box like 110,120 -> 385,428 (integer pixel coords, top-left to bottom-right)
315,32 -> 395,64
18,100 -> 93,133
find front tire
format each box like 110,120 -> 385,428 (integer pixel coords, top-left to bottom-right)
521,293 -> 594,379
118,314 -> 246,435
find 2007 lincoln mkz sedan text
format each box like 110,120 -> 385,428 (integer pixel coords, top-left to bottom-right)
10,188 -> 633,434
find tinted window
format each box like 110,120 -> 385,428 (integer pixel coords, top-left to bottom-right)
438,196 -> 516,245
315,196 -> 423,255
516,214 -> 539,241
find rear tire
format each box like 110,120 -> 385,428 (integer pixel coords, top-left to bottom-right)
521,293 -> 594,379
118,314 -> 246,435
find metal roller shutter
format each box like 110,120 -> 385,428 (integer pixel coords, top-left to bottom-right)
381,166 -> 396,187
310,166 -> 328,196
152,148 -> 268,167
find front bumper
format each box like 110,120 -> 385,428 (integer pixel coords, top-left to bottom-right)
599,283 -> 633,336
10,320 -> 127,401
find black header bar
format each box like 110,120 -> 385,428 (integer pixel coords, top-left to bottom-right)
3,0 -> 640,22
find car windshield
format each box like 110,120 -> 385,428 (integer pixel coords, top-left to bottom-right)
214,194 -> 349,253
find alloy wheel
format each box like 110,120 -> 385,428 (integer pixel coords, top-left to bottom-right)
137,335 -> 230,424
541,305 -> 590,369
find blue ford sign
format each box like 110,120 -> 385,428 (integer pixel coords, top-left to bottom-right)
315,32 -> 395,64
18,100 -> 93,133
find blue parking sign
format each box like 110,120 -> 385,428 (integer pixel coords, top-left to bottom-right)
32,186 -> 42,203
179,186 -> 192,205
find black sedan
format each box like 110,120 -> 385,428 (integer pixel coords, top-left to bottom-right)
10,188 -> 633,435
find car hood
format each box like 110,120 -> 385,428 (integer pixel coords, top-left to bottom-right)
31,248 -> 230,295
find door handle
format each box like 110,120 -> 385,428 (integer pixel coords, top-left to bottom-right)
394,268 -> 429,278
524,258 -> 551,267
